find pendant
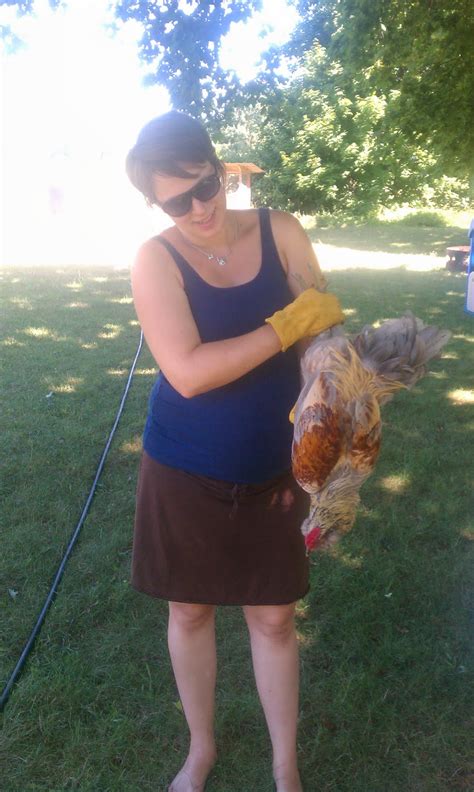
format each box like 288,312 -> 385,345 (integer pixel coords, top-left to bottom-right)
207,253 -> 226,266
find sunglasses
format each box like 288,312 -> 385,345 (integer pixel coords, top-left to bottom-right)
157,171 -> 222,217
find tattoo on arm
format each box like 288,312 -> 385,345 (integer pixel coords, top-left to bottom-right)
290,271 -> 309,290
290,261 -> 327,292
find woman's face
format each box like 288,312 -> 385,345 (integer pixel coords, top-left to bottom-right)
151,162 -> 227,241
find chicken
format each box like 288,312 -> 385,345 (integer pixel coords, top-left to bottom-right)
291,313 -> 451,552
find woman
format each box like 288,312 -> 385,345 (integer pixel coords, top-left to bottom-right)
126,111 -> 344,792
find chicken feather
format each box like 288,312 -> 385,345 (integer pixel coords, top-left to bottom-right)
292,313 -> 451,552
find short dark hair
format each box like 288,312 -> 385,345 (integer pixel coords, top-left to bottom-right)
125,110 -> 224,206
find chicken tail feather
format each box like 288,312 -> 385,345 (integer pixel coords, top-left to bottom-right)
352,312 -> 451,402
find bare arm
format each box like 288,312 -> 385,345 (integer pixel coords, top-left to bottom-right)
131,238 -> 281,398
269,211 -> 332,357
269,210 -> 328,298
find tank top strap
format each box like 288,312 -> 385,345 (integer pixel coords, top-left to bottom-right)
258,207 -> 284,276
154,235 -> 195,285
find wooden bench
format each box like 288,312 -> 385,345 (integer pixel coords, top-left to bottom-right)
446,246 -> 469,272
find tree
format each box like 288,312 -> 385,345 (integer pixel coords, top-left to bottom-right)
113,0 -> 262,124
0,0 -> 61,10
1,0 -> 262,123
0,0 -> 63,51
287,0 -> 474,191
225,43 -> 450,218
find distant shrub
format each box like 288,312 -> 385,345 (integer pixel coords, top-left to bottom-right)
396,211 -> 449,228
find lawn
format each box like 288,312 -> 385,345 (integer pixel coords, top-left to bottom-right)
1,218 -> 473,791
301,208 -> 472,274
302,210 -> 470,257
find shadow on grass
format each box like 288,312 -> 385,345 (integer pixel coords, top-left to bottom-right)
293,288 -> 474,790
0,266 -> 154,684
325,268 -> 470,329
305,221 -> 468,257
1,265 -> 473,791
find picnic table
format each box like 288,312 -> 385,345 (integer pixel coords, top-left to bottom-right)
446,246 -> 469,272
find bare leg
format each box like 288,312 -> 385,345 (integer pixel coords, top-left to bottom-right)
167,602 -> 217,792
244,603 -> 303,792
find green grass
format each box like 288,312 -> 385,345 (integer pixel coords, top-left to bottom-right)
1,247 -> 473,791
301,207 -> 471,256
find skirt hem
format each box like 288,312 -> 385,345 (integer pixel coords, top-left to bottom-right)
130,581 -> 310,607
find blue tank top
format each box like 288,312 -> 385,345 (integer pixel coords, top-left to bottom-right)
143,208 -> 301,483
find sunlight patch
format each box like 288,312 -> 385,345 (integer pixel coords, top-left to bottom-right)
46,376 -> 84,394
129,320 -> 140,327
65,280 -> 83,290
120,437 -> 142,454
10,297 -> 33,309
66,301 -> 89,309
296,630 -> 315,648
98,323 -> 122,339
295,601 -> 310,619
2,336 -> 26,347
108,296 -> 133,304
332,549 -> 365,569
134,367 -> 157,376
442,351 -> 459,360
108,367 -> 128,377
452,334 -> 474,344
23,326 -> 60,339
81,342 -> 98,350
317,244 -> 446,272
448,389 -> 474,405
91,276 -> 108,283
380,474 -> 410,493
370,318 -> 391,329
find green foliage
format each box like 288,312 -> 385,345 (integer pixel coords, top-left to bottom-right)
418,174 -> 472,212
395,211 -> 450,229
288,0 -> 474,186
113,0 -> 262,124
3,0 -> 473,212
257,56 -> 390,215
221,43 -> 465,218
0,1 -> 262,124
215,102 -> 264,161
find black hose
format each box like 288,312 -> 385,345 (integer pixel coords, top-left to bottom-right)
0,330 -> 144,712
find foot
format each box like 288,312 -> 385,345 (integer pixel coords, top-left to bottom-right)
274,762 -> 303,792
168,749 -> 217,792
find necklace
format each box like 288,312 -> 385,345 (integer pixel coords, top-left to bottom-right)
189,246 -> 227,267
180,217 -> 239,267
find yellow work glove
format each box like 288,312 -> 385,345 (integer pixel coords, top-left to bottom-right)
265,288 -> 344,352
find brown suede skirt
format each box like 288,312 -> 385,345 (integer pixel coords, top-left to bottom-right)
131,452 -> 310,605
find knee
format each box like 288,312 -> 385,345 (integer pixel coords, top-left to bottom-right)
169,601 -> 215,633
244,605 -> 296,643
